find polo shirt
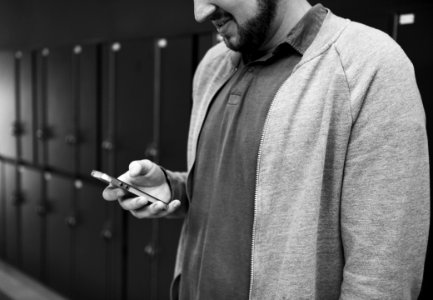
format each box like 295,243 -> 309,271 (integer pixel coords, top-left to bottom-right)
178,5 -> 327,299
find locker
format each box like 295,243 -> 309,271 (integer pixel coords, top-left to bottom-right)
73,180 -> 112,300
20,166 -> 43,280
101,38 -> 157,299
159,36 -> 193,171
45,174 -> 73,296
0,51 -> 17,159
157,35 -> 193,299
3,163 -> 20,266
17,51 -> 35,164
35,49 -> 49,166
0,160 -> 5,258
45,47 -> 76,173
196,32 -> 219,67
126,216 -> 154,300
77,45 -> 98,177
101,39 -> 156,174
393,10 -> 433,300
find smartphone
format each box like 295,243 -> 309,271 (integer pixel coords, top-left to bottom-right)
91,170 -> 166,204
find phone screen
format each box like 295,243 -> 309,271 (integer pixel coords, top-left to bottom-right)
91,170 -> 165,203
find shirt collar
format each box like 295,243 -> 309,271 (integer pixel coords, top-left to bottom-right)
229,3 -> 328,66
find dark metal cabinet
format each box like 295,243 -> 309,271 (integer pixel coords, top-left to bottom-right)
17,51 -> 36,164
393,10 -> 433,300
101,38 -> 157,299
126,217 -> 154,300
20,166 -> 43,280
3,163 -> 20,265
34,45 -> 98,176
73,180 -> 119,300
46,47 -> 76,173
35,49 -> 49,166
0,160 -> 5,258
100,39 -> 156,174
77,46 -> 98,177
45,174 -> 73,296
0,51 -> 17,159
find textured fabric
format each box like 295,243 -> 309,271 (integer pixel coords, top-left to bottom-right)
167,8 -> 430,300
178,6 -> 328,299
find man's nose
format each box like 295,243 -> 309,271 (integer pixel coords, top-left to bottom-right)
194,0 -> 217,23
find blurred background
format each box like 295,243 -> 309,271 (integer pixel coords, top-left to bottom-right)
0,0 -> 431,299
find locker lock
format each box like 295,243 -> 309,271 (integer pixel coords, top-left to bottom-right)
11,191 -> 24,206
101,229 -> 113,240
65,134 -> 79,145
102,140 -> 115,151
36,204 -> 48,216
65,216 -> 78,227
36,128 -> 50,140
145,144 -> 159,160
11,122 -> 23,137
144,244 -> 158,258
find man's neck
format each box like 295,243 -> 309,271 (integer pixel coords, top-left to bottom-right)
258,0 -> 312,53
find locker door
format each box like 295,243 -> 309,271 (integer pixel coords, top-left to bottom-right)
393,10 -> 433,300
101,40 -> 156,173
157,36 -> 193,299
17,51 -> 35,164
46,47 -> 76,173
45,174 -> 73,297
101,39 -> 157,299
77,45 -> 98,177
35,49 -> 49,166
20,166 -> 43,280
127,217 -> 154,300
0,160 -> 5,258
0,51 -> 17,159
3,163 -> 20,266
73,180 -> 109,300
196,32 -> 218,67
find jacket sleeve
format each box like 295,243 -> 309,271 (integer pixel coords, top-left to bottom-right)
339,43 -> 430,299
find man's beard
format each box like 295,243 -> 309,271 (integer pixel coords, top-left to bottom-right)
225,0 -> 277,55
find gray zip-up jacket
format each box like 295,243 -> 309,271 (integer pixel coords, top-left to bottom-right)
167,10 -> 430,300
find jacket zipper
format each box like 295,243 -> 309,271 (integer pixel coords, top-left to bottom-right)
249,83 -> 286,300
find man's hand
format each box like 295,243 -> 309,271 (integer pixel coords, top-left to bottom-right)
102,159 -> 181,218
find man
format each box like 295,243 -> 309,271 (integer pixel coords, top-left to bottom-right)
103,0 -> 430,299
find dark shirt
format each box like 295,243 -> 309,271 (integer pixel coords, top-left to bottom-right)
178,5 -> 327,300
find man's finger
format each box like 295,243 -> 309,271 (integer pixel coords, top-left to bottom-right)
165,200 -> 181,215
102,186 -> 126,201
129,160 -> 155,177
118,196 -> 149,211
131,201 -> 167,218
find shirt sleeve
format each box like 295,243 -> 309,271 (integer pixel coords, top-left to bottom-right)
340,45 -> 430,299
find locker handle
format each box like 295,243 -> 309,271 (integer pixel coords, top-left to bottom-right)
101,229 -> 113,240
11,191 -> 24,206
65,134 -> 79,145
36,204 -> 48,216
144,243 -> 158,258
144,143 -> 159,161
11,122 -> 23,137
36,128 -> 50,140
65,216 -> 78,227
101,140 -> 115,151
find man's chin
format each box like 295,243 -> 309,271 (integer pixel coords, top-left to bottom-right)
222,36 -> 242,52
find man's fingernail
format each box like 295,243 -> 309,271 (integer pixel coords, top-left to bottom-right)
130,161 -> 141,176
